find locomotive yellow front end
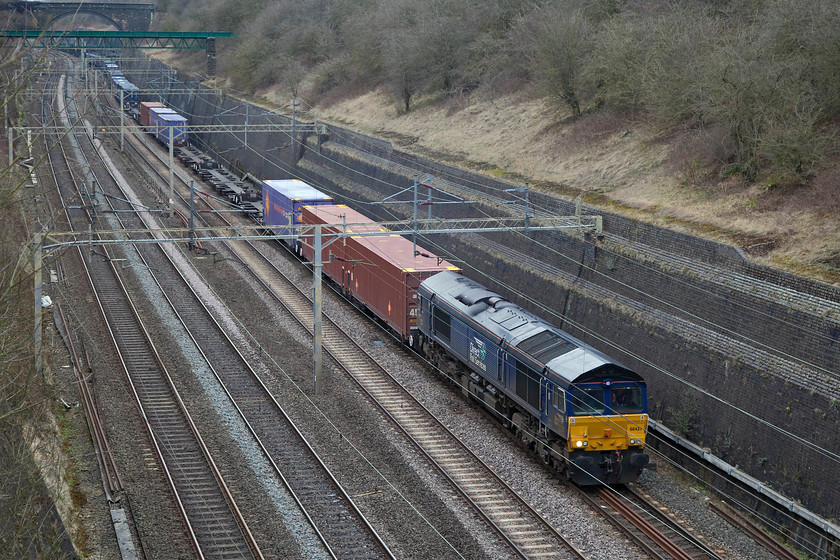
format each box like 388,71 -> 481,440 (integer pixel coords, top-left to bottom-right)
567,414 -> 650,485
568,414 -> 648,451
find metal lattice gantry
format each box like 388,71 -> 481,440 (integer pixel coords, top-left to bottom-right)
39,215 -> 602,393
0,30 -> 233,75
40,217 -> 603,251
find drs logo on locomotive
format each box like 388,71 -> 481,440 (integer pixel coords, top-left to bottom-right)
469,337 -> 487,372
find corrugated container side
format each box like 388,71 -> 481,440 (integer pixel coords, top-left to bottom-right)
262,180 -> 333,249
300,205 -> 458,339
155,114 -> 189,146
140,101 -> 165,127
262,186 -> 296,247
148,109 -> 161,139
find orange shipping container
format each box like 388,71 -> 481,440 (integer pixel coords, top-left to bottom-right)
299,205 -> 460,341
139,101 -> 166,127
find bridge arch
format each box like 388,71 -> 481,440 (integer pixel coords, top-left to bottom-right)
42,10 -> 125,32
8,2 -> 155,33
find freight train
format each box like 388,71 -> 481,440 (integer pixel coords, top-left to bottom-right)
97,55 -> 651,485
85,56 -> 188,146
138,101 -> 189,146
85,54 -> 141,110
262,180 -> 651,485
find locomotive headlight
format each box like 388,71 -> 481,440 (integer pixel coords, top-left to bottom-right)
576,440 -> 584,448
629,438 -> 636,445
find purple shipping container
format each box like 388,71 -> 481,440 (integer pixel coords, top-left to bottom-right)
147,107 -> 174,139
261,179 -> 333,251
150,111 -> 188,146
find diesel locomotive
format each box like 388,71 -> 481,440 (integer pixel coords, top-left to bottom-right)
416,270 -> 651,485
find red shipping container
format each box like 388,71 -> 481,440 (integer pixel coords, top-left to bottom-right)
139,101 -> 166,127
300,205 -> 460,341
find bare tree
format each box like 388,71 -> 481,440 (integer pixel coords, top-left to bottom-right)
519,6 -> 590,116
0,42 -> 75,558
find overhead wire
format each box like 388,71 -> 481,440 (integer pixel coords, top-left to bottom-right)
126,52 -> 840,550
325,121 -> 840,373
56,61 -> 473,558
100,54 -> 840,552
156,89 -> 840,466
311,133 -> 840,473
117,53 -> 839,525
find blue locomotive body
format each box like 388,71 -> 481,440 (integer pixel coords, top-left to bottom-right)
418,270 -> 651,485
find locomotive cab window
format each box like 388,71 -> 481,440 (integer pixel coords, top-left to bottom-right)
552,387 -> 565,412
571,385 -> 606,415
610,387 -> 643,413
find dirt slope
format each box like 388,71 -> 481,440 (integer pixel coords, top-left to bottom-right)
304,87 -> 840,285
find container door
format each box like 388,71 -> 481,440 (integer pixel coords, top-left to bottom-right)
342,266 -> 351,292
406,275 -> 420,335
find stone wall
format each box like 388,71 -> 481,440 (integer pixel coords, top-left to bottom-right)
300,133 -> 840,520
121,56 -> 840,520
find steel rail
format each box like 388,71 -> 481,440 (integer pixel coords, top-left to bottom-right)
93,79 -> 394,560
39,69 -> 126,503
52,66 -> 261,560
137,133 -> 588,559
708,501 -> 801,560
577,484 -> 727,560
47,70 -> 204,558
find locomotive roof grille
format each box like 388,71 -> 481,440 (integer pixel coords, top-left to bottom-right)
420,270 -> 639,383
517,330 -> 577,363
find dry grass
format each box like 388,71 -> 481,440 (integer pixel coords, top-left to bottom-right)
152,44 -> 840,284
311,88 -> 840,284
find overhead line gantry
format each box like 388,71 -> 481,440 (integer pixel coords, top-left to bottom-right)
38,216 -> 603,393
0,30 -> 233,75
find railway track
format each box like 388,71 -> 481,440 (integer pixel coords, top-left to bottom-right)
88,68 -> 395,560
257,258 -> 585,558
48,67 -> 262,559
95,62 -> 816,559
707,501 -> 800,560
125,134 -> 589,558
94,66 -> 812,560
98,169 -> 396,560
578,484 -> 726,560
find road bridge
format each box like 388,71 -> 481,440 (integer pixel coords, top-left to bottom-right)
4,1 -> 155,32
